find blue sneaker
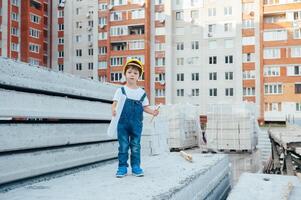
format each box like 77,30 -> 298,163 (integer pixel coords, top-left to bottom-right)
116,167 -> 127,178
132,166 -> 144,177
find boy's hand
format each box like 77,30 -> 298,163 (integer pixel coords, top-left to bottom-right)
153,109 -> 159,116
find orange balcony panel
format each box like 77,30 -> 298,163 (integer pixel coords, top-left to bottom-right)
155,97 -> 165,105
110,49 -> 145,56
243,63 -> 255,70
155,67 -> 165,74
11,51 -> 19,59
57,45 -> 64,51
98,40 -> 108,46
98,55 -> 107,60
155,21 -> 165,27
243,45 -> 255,53
58,58 -> 64,64
263,39 -> 301,47
155,82 -> 165,89
58,18 -> 64,24
110,66 -> 123,72
11,36 -> 19,43
263,21 -> 291,30
155,36 -> 165,43
110,34 -> 144,42
11,21 -> 19,27
58,31 -> 64,37
264,4 -> 301,13
155,51 -> 165,58
242,0 -> 254,3
264,75 -> 301,84
242,13 -> 254,20
264,58 -> 301,65
155,5 -> 164,12
243,96 -> 256,103
243,80 -> 255,88
242,29 -> 255,37
110,18 -> 145,26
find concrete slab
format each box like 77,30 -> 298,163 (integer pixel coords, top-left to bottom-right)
0,153 -> 230,200
227,173 -> 301,200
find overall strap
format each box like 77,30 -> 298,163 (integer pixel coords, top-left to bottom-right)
139,92 -> 146,102
121,87 -> 127,96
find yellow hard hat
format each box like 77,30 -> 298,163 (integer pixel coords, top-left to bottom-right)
123,59 -> 144,76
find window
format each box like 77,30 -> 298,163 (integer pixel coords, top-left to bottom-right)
155,73 -> 165,82
177,73 -> 184,81
58,37 -> 64,44
224,6 -> 232,16
88,48 -> 93,56
155,89 -> 165,97
29,43 -> 39,53
191,10 -> 199,20
76,8 -> 81,15
155,43 -> 165,51
243,87 -> 255,96
99,46 -> 107,55
264,48 -> 281,59
76,21 -> 82,29
287,66 -> 301,76
243,53 -> 255,62
295,83 -> 301,94
110,57 -> 124,66
191,41 -> 199,50
225,55 -> 233,64
176,42 -> 184,50
176,11 -> 184,20
293,28 -> 301,39
58,64 -> 64,71
110,72 -> 123,82
11,12 -> 19,21
88,63 -> 94,70
209,56 -> 217,64
264,67 -> 280,77
88,20 -> 94,27
225,72 -> 233,80
242,3 -> 255,12
29,28 -> 40,38
155,12 -> 165,21
176,58 -> 184,66
192,73 -> 199,81
294,11 -> 301,20
209,88 -> 217,96
208,24 -> 216,33
177,89 -> 184,97
187,57 -> 199,65
263,30 -> 287,41
155,58 -> 165,66
88,35 -> 92,42
110,0 -> 127,6
155,0 -> 164,5
58,51 -> 64,58
11,27 -> 19,36
209,72 -> 217,80
242,37 -> 255,45
243,70 -> 256,79
192,89 -> 199,96
132,9 -> 145,19
129,40 -> 144,50
225,88 -> 234,96
155,27 -> 165,35
76,49 -> 82,57
75,35 -> 81,43
99,3 -> 107,10
110,26 -> 128,36
30,14 -> 40,23
12,0 -> 19,6
264,83 -> 283,94
243,20 -> 254,29
224,23 -> 232,32
110,11 -> 122,21
208,8 -> 216,17
265,102 -> 282,112
296,103 -> 301,111
28,58 -> 39,65
291,46 -> 301,58
99,32 -> 107,40
224,39 -> 234,49
58,24 -> 64,30
58,10 -> 64,18
98,61 -> 107,69
11,43 -> 19,52
76,63 -> 82,71
209,40 -> 217,49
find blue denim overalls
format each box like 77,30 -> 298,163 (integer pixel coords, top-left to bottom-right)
117,87 -> 146,169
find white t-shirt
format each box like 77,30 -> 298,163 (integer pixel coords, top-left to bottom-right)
113,86 -> 149,107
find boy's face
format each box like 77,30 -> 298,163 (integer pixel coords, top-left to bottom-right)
125,67 -> 140,84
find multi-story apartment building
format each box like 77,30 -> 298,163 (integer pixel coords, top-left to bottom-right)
164,0 -> 244,113
261,0 -> 301,122
51,0 -> 98,79
98,0 -> 151,96
0,0 -> 51,67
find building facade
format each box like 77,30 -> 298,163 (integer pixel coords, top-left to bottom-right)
0,0 -> 51,67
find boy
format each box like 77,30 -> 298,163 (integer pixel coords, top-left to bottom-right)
112,59 -> 159,178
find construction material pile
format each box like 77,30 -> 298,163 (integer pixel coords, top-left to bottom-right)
206,103 -> 258,152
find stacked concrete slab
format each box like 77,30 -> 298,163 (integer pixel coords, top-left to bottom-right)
0,153 -> 231,200
227,173 -> 301,200
0,58 -> 119,185
206,103 -> 258,152
161,104 -> 200,150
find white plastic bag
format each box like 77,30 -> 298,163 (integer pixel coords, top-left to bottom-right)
107,94 -> 126,138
